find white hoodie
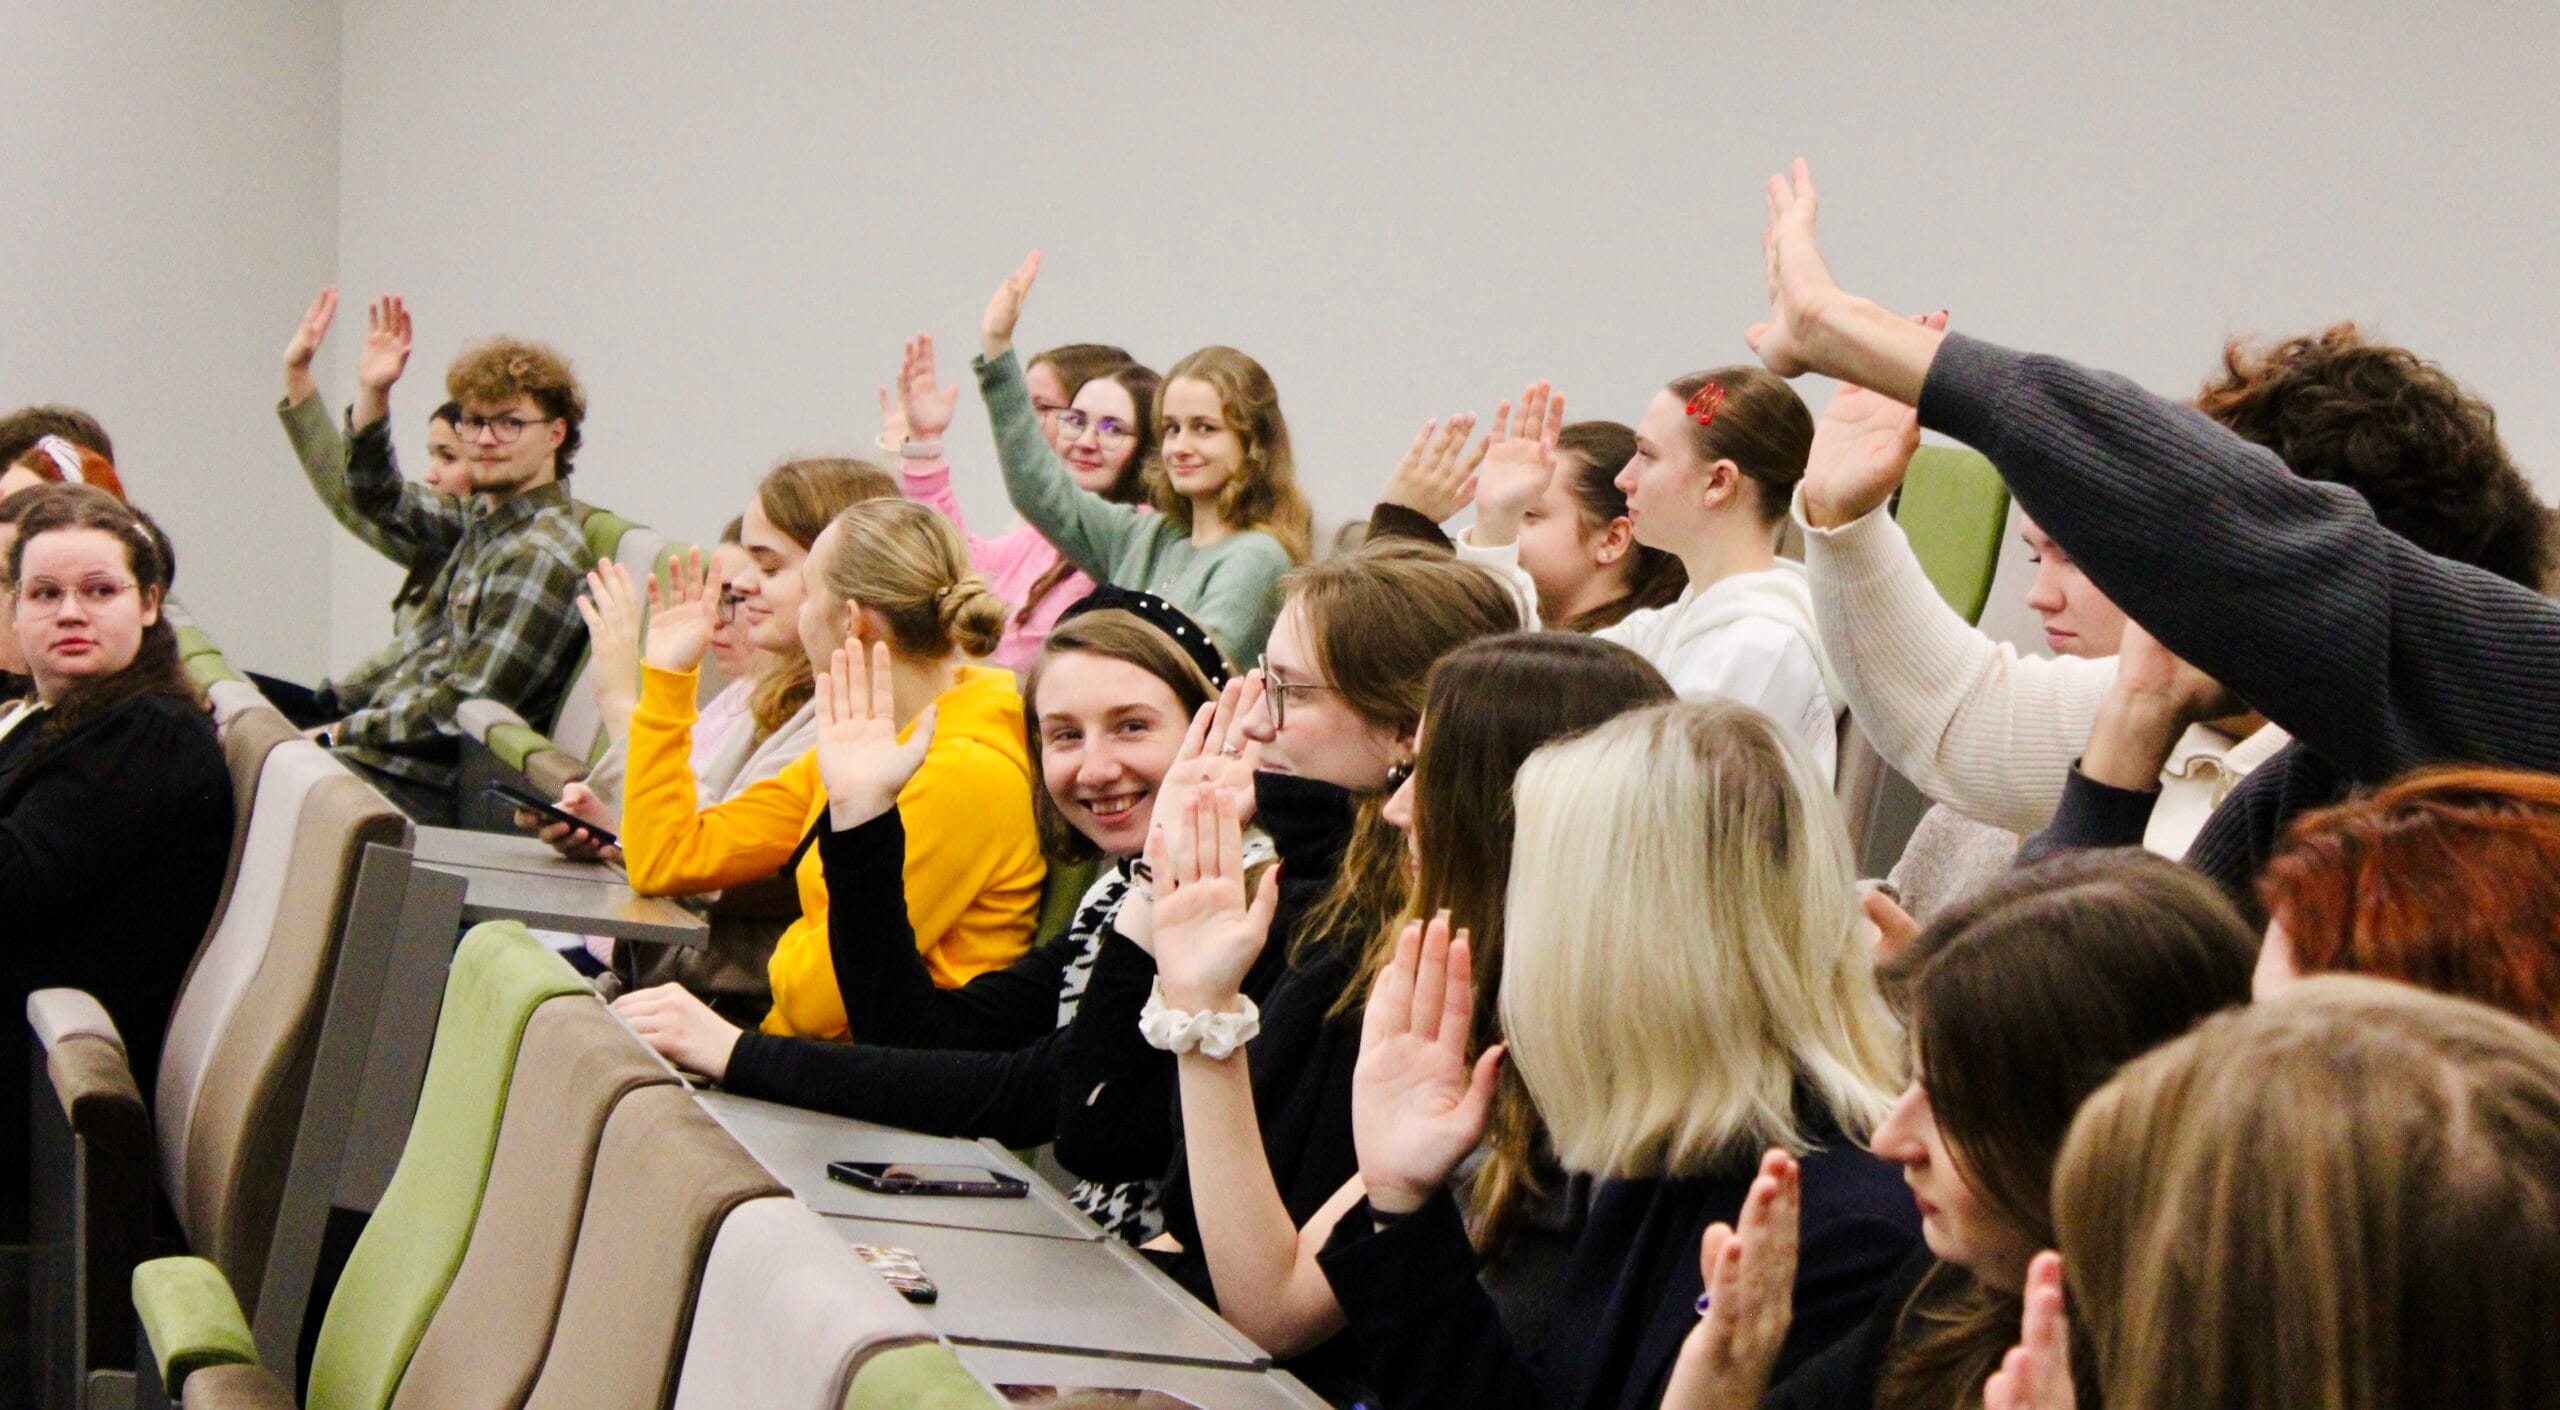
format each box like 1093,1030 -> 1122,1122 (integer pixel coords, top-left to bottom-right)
1456,536 -> 1842,782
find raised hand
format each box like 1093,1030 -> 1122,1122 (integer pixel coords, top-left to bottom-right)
575,560 -> 646,727
1797,311 -> 1947,530
877,385 -> 911,452
1351,914 -> 1505,1215
1148,788 -> 1283,1012
1984,1253 -> 2074,1410
283,286 -> 339,405
899,333 -> 963,442
612,983 -> 746,1080
1380,413 -> 1483,525
351,294 -> 413,428
815,640 -> 937,829
639,547 -> 724,674
1662,1149 -> 1802,1410
981,250 -> 1043,361
1146,674 -> 1268,876
2079,619 -> 2247,792
1745,159 -> 1843,379
1469,381 -> 1566,548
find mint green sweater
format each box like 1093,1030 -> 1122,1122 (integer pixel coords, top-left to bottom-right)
974,350 -> 1292,667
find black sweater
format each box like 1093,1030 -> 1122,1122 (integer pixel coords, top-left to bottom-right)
2,694 -> 232,1223
1317,1102 -> 1920,1410
1914,332 -> 2560,898
1761,1249 -> 1941,1410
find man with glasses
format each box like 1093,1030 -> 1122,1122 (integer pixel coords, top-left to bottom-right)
272,292 -> 591,824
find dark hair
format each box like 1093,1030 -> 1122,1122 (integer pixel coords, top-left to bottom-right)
2194,324 -> 2549,588
1380,634 -> 1675,1256
1870,850 -> 2258,1410
1026,343 -> 1134,400
1663,367 -> 1814,525
717,515 -> 745,546
1553,420 -> 1686,631
1017,363 -> 1162,628
747,456 -> 901,736
446,337 -> 586,475
0,405 -> 113,466
6,485 -> 197,740
429,400 -> 463,428
1023,608 -> 1221,862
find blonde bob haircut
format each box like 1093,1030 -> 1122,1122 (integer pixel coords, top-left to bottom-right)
1148,346 -> 1315,563
2054,975 -> 2560,1410
1500,700 -> 1901,1178
812,498 -> 1010,660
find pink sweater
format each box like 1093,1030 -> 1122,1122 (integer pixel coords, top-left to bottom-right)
902,457 -> 1097,676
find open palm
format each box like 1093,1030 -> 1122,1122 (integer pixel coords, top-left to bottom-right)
981,250 -> 1042,360
1351,914 -> 1504,1214
1745,160 -> 1841,378
815,640 -> 935,828
1800,379 -> 1921,527
900,333 -> 962,440
1147,789 -> 1279,1010
356,295 -> 413,393
641,547 -> 722,673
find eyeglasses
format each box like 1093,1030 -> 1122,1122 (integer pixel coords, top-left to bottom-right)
17,579 -> 138,617
715,589 -> 750,626
1056,410 -> 1138,447
1033,401 -> 1071,427
456,412 -> 558,444
1256,653 -> 1337,731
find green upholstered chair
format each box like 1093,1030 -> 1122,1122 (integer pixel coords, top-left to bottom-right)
842,1344 -> 1002,1410
1895,446 -> 2012,627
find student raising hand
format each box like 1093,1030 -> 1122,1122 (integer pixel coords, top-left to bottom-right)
815,639 -> 937,831
1147,788 -> 1282,1013
1350,913 -> 1506,1217
640,547 -> 727,674
1795,315 -> 1946,531
283,285 -> 340,406
981,249 -> 1043,361
1983,1253 -> 2074,1410
352,293 -> 414,429
1468,380 -> 1567,549
575,560 -> 647,728
899,332 -> 963,443
1380,412 -> 1485,525
1661,1149 -> 1801,1410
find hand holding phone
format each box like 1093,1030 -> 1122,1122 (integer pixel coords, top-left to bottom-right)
486,781 -> 620,849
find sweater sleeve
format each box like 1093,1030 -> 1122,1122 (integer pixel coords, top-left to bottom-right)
722,1026 -> 1067,1149
975,349 -> 1146,579
278,394 -> 415,566
1051,927 -> 1181,1183
900,455 -> 1013,572
620,663 -> 814,896
339,414 -> 465,560
1451,532 -> 1548,630
1915,332 -> 2560,784
1318,1189 -> 1544,1410
820,811 -> 1063,1051
1797,490 -> 2112,834
0,704 -> 227,913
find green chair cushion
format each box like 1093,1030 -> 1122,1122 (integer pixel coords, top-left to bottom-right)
303,924 -> 589,1410
843,1343 -> 1001,1410
131,1255 -> 259,1396
186,652 -> 246,689
1896,446 -> 2013,627
582,510 -> 640,567
485,722 -> 550,773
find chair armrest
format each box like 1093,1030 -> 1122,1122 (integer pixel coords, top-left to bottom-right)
28,988 -> 124,1055
521,746 -> 590,800
455,697 -> 532,748
132,1256 -> 261,1397
180,1364 -> 298,1409
485,721 -> 551,772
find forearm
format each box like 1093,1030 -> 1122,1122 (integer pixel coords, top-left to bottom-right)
1174,1050 -> 1349,1355
1450,533 -> 1547,632
1054,930 -> 1181,1181
1318,1189 -> 1540,1410
724,1029 -> 1065,1147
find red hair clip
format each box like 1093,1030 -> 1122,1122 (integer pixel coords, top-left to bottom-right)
1685,383 -> 1727,427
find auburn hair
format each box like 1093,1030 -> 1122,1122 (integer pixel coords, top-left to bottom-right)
745,457 -> 898,736
5,484 -> 196,740
1146,347 -> 1315,562
447,336 -> 587,474
1662,366 -> 1815,525
9,438 -> 126,503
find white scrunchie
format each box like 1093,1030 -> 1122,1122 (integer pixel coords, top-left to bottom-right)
1138,979 -> 1261,1060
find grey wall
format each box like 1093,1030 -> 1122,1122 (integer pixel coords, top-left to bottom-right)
11,2 -> 2558,676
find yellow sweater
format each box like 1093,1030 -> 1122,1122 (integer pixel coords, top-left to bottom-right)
620,662 -> 1044,1038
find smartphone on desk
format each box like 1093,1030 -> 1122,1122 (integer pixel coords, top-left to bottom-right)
485,781 -> 618,848
826,1160 -> 1030,1198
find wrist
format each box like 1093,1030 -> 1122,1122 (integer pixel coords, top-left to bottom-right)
1801,485 -> 1880,531
899,437 -> 946,460
981,335 -> 1012,363
1365,1181 -> 1433,1217
1159,976 -> 1244,1013
1472,508 -> 1526,548
2082,694 -> 2189,791
284,369 -> 318,405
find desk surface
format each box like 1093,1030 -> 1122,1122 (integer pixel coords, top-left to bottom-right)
824,1214 -> 1269,1370
418,862 -> 708,947
695,1089 -> 1098,1241
415,825 -> 629,882
957,1344 -> 1332,1410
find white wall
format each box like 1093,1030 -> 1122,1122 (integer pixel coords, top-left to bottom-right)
0,0 -> 341,676
17,3 -> 2560,676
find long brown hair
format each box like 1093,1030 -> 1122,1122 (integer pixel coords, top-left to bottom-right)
1280,543 -> 1522,965
5,485 -> 198,742
1664,366 -> 1815,525
1362,634 -> 1674,1255
2056,976 -> 2560,1410
1875,851 -> 2256,1410
1146,347 -> 1315,562
1018,363 -> 1162,628
1552,420 -> 1685,632
1022,608 -> 1218,863
746,456 -> 897,735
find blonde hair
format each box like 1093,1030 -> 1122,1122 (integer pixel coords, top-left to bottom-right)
2055,974 -> 2560,1410
1499,701 -> 1901,1177
812,498 -> 1010,660
1147,346 -> 1315,562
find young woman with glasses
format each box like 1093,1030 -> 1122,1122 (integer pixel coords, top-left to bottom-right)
891,330 -> 1162,674
972,251 -> 1314,666
0,485 -> 231,1231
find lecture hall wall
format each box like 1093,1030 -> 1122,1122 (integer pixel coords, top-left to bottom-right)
8,1 -> 2557,677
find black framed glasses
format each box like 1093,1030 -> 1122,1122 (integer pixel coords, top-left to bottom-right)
456,412 -> 558,444
1257,653 -> 1337,731
1056,409 -> 1137,446
715,589 -> 750,626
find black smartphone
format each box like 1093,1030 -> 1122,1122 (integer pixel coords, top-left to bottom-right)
826,1160 -> 1030,1198
485,781 -> 618,848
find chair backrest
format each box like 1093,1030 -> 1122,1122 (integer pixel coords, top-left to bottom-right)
1833,710 -> 1891,864
1895,446 -> 2012,626
671,1197 -> 936,1410
304,926 -> 591,1410
199,702 -> 305,945
206,678 -> 273,728
582,509 -> 640,567
388,998 -> 676,1410
520,1085 -> 786,1410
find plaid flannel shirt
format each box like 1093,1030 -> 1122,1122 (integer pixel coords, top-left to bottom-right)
327,415 -> 590,788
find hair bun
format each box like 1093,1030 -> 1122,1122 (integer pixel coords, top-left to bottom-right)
937,574 -> 1011,658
